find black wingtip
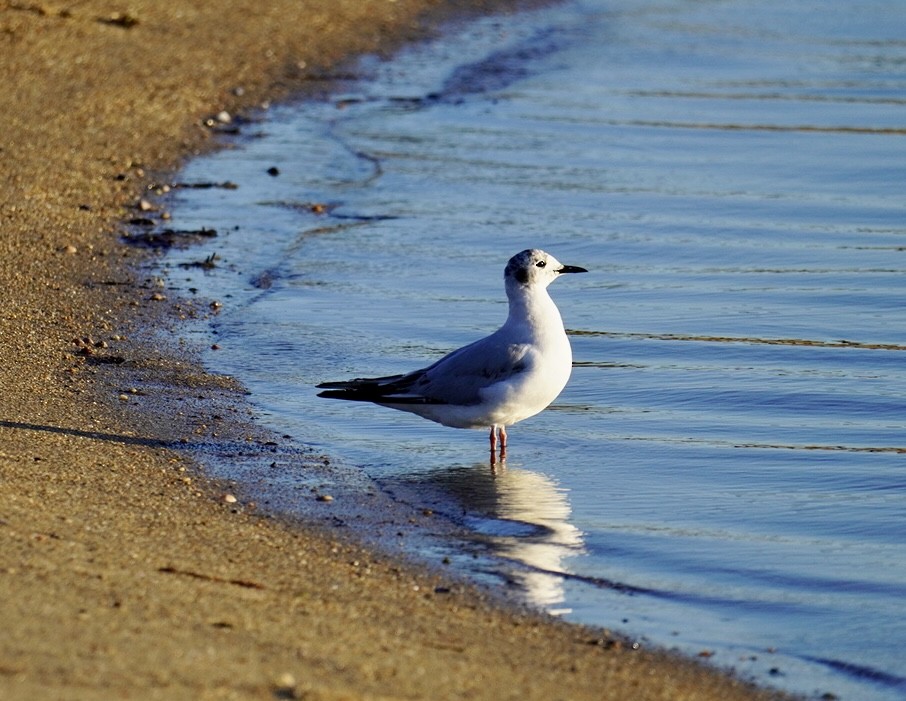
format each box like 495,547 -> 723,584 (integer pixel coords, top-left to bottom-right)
317,386 -> 388,402
317,389 -> 350,399
316,381 -> 344,390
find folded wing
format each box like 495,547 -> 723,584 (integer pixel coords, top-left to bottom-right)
317,331 -> 531,407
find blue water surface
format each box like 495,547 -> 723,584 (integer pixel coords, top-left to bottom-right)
157,1 -> 906,699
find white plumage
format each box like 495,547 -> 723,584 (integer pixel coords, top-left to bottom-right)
317,249 -> 587,457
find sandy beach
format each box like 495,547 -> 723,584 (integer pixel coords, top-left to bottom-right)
0,1 -> 786,698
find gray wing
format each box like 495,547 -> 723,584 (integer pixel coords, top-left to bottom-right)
317,329 -> 531,406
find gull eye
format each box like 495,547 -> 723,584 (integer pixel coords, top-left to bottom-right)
535,260 -> 546,268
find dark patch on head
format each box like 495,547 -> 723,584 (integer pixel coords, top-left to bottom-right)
505,250 -> 536,284
504,259 -> 519,279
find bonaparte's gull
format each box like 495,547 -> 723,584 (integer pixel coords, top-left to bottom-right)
317,249 -> 587,459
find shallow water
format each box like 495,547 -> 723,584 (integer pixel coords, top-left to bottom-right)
156,1 -> 906,699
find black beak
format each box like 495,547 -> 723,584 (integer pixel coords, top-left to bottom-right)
558,264 -> 588,274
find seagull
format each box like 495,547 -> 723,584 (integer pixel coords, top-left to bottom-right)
317,249 -> 587,460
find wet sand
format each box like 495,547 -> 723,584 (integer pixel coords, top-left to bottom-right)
0,1 -> 787,698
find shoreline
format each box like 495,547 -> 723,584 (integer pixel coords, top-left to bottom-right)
0,2 -> 785,699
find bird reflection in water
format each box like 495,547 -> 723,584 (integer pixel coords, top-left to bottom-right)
416,462 -> 585,611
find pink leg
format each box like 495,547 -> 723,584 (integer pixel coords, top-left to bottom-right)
489,425 -> 508,465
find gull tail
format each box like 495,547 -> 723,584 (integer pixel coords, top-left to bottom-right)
317,373 -> 408,402
317,371 -> 442,405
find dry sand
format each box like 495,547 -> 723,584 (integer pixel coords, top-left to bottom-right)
0,1 -> 788,699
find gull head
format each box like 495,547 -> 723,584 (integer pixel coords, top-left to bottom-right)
504,249 -> 588,291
